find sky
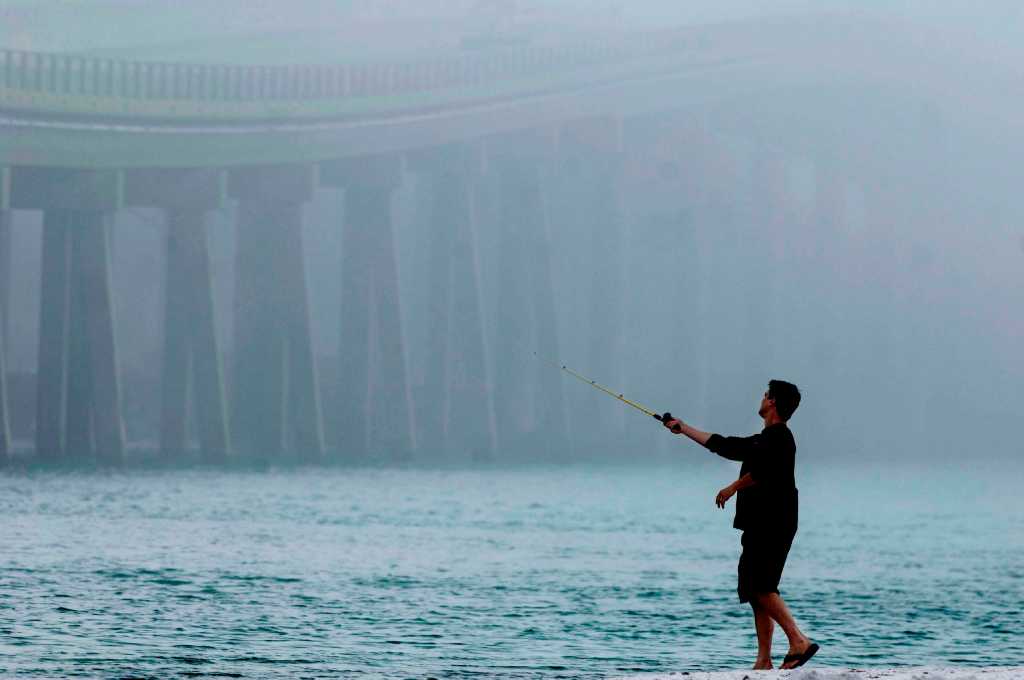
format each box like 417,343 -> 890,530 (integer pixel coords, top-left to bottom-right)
4,1 -> 1021,59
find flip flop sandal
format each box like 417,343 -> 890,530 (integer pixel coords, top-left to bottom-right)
783,642 -> 820,669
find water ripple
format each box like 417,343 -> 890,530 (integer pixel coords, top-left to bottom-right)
0,465 -> 1021,678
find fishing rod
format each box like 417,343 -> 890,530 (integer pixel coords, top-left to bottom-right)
533,352 -> 676,424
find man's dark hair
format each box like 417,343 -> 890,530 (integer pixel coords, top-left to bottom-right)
768,380 -> 801,421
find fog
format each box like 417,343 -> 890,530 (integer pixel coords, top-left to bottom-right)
2,1 -> 1022,465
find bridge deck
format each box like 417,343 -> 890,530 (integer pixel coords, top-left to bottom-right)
2,13 -> 1019,169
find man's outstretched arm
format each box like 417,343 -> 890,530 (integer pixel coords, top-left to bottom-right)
662,417 -> 761,462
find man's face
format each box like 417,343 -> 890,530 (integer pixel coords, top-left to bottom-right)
758,390 -> 774,419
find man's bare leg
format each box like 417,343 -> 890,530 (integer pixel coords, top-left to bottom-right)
754,592 -> 812,669
751,600 -> 774,670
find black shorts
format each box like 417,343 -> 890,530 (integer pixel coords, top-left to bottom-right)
737,529 -> 796,603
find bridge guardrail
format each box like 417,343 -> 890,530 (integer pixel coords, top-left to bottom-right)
0,27 -> 742,122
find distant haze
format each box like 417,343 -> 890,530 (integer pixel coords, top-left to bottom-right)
1,1 -> 1021,464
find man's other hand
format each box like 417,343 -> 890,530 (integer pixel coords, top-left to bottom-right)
716,484 -> 737,508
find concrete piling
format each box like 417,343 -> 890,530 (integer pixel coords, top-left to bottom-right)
322,155 -> 416,462
35,210 -> 72,461
13,169 -> 125,464
488,132 -> 568,460
409,144 -> 496,461
127,169 -> 232,463
228,164 -> 323,462
74,210 -> 125,463
559,119 -> 627,455
160,208 -> 192,458
0,203 -> 11,462
441,150 -> 496,462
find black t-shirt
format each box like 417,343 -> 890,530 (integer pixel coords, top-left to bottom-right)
704,422 -> 798,533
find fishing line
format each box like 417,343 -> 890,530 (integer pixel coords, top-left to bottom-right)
531,351 -> 668,422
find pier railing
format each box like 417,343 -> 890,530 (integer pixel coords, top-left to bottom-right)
0,26 -> 756,122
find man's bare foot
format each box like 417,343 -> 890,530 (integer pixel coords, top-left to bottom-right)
781,638 -> 814,669
752,659 -> 773,670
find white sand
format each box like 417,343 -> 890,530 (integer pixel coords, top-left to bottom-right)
614,668 -> 1024,680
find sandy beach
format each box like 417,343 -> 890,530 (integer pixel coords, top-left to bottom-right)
616,668 -> 1024,680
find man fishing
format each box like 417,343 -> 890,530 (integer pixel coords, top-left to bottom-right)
661,380 -> 818,671
541,359 -> 818,669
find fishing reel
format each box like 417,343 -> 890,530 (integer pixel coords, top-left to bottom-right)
658,411 -> 683,433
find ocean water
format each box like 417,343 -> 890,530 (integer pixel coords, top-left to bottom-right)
0,460 -> 1021,678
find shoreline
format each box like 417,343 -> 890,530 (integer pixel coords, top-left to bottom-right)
615,668 -> 1024,680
